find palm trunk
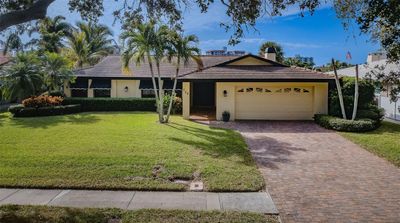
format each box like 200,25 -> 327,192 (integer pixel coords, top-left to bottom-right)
352,65 -> 359,120
156,61 -> 164,123
165,57 -> 180,123
332,58 -> 347,119
147,55 -> 160,117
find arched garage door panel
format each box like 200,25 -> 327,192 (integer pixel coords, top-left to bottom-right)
235,86 -> 314,120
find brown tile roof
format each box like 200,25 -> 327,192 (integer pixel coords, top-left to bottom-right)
180,65 -> 333,80
75,54 -> 333,81
0,54 -> 10,65
75,55 -> 237,78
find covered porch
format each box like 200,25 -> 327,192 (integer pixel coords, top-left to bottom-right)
182,81 -> 216,121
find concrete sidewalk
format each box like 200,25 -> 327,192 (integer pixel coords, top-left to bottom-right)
0,189 -> 278,214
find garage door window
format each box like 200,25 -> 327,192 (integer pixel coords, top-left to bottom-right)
238,87 -> 312,94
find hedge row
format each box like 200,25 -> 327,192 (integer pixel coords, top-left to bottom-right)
62,98 -> 157,112
9,104 -> 81,117
314,114 -> 380,132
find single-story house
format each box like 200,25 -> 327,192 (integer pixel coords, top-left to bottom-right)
65,50 -> 334,121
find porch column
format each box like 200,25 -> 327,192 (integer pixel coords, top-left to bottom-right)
63,80 -> 71,97
88,79 -> 94,98
182,82 -> 190,119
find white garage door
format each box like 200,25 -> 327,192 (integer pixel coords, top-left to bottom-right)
235,86 -> 314,120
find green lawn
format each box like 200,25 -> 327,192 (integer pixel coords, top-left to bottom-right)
340,121 -> 400,167
0,112 -> 264,191
0,205 -> 279,223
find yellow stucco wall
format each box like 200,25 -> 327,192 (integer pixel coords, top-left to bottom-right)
112,80 -> 141,98
182,82 -> 190,119
215,82 -> 329,121
228,57 -> 273,66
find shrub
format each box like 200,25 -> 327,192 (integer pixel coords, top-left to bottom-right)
356,107 -> 384,121
329,77 -> 376,117
163,95 -> 182,114
22,95 -> 63,108
314,114 -> 380,132
9,104 -> 81,117
63,98 -> 156,112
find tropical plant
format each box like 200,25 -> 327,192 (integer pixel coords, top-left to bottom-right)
331,58 -> 347,119
165,32 -> 202,122
1,32 -> 24,55
0,52 -> 43,101
352,65 -> 359,120
121,20 -> 168,123
258,41 -> 284,63
41,52 -> 74,91
67,22 -> 113,68
37,16 -> 72,53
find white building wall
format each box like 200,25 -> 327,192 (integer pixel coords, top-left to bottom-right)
378,95 -> 400,121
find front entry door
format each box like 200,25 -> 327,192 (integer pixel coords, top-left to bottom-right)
193,82 -> 215,108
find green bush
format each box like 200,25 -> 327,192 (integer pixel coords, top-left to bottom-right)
163,95 -> 182,114
356,107 -> 384,121
329,77 -> 377,117
314,114 -> 380,132
63,97 -> 156,112
9,104 -> 81,117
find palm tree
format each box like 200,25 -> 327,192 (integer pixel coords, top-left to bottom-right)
121,21 -> 166,123
37,16 -> 72,53
331,58 -> 347,119
41,52 -> 74,92
258,41 -> 284,63
67,22 -> 113,68
165,32 -> 202,122
352,65 -> 359,120
1,32 -> 24,55
0,53 -> 43,101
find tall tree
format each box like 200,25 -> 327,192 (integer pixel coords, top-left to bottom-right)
37,16 -> 72,53
351,65 -> 359,120
41,52 -> 74,92
165,33 -> 203,122
332,58 -> 347,119
0,52 -> 43,101
1,32 -> 24,55
258,41 -> 284,63
121,21 -> 164,122
66,22 -> 113,68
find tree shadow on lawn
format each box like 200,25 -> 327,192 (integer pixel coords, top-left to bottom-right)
9,113 -> 101,129
166,122 -> 265,166
167,122 -> 308,170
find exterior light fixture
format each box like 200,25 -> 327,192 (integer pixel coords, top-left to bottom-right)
223,90 -> 228,97
124,86 -> 129,92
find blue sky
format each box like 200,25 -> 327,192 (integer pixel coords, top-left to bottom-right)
45,0 -> 380,66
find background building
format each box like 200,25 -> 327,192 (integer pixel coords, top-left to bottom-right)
206,47 -> 246,56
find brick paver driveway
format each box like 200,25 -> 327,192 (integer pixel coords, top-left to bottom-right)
212,121 -> 400,223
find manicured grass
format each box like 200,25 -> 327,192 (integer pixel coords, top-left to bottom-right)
340,121 -> 400,167
0,112 -> 264,191
0,205 -> 279,223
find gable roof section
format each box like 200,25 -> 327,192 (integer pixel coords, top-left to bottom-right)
180,54 -> 333,81
216,54 -> 286,67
